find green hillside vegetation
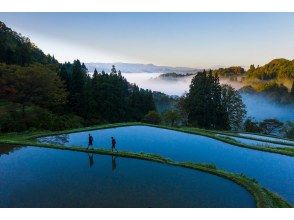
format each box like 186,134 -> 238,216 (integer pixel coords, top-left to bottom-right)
159,72 -> 195,78
183,70 -> 246,130
213,60 -> 294,104
0,22 -> 156,132
0,21 -> 58,66
214,59 -> 294,82
152,91 -> 178,114
247,58 -> 294,81
213,66 -> 245,77
244,59 -> 294,103
0,21 -> 292,135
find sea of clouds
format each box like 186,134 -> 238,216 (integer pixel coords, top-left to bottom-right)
121,73 -> 294,121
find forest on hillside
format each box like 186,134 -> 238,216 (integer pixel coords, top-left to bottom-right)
0,21 -> 155,132
212,62 -> 294,104
0,21 -> 293,138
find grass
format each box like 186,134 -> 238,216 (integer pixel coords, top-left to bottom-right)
213,130 -> 294,147
144,124 -> 294,157
0,141 -> 291,208
1,122 -> 293,156
0,122 -> 293,207
0,122 -> 140,141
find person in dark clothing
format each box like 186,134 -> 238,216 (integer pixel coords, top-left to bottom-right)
87,134 -> 94,149
111,137 -> 118,152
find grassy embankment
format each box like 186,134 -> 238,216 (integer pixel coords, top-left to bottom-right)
212,130 -> 294,147
0,122 -> 293,207
1,122 -> 293,156
146,124 -> 294,156
0,142 -> 291,208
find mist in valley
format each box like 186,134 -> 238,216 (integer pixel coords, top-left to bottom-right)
122,73 -> 192,96
121,73 -> 294,121
240,93 -> 294,121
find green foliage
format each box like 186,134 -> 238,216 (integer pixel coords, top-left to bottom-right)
244,59 -> 294,104
247,58 -> 294,80
176,94 -> 189,126
244,118 -> 284,136
159,72 -> 195,78
185,70 -> 230,130
282,121 -> 294,140
152,91 -> 177,114
240,81 -> 293,104
142,111 -> 161,125
0,63 -> 68,112
0,21 -> 58,66
127,85 -> 155,121
0,134 -> 290,207
0,22 -> 156,132
163,110 -> 181,126
0,104 -> 83,132
256,81 -> 286,92
213,66 -> 245,78
259,119 -> 284,135
58,63 -> 156,123
202,163 -> 217,169
244,118 -> 261,133
291,81 -> 294,98
221,84 -> 247,130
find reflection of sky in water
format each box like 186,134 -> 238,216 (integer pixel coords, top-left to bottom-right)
217,134 -> 294,148
238,133 -> 294,145
38,134 -> 69,145
0,146 -> 254,207
39,125 -> 294,203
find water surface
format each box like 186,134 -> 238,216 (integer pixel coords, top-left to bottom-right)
238,133 -> 294,145
0,145 -> 254,208
39,125 -> 294,203
231,136 -> 294,148
217,134 -> 294,148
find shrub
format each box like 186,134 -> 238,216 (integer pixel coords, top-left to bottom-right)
142,111 -> 161,125
0,104 -> 84,132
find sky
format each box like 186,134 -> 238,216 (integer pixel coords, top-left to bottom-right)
1,13 -> 294,68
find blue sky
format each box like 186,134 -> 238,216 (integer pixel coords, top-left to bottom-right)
1,13 -> 294,68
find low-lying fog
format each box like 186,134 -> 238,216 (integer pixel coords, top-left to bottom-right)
241,93 -> 294,121
122,73 -> 245,96
91,72 -> 292,121
122,73 -> 294,121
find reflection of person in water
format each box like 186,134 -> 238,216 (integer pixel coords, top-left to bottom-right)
111,137 -> 118,152
87,134 -> 94,149
112,156 -> 117,171
88,153 -> 94,168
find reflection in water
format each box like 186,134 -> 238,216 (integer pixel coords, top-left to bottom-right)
112,156 -> 117,171
88,152 -> 94,168
0,146 -> 255,207
86,153 -> 117,171
0,145 -> 22,157
43,125 -> 294,203
37,134 -> 69,145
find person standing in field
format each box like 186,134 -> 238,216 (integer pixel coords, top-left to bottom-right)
111,137 -> 118,152
87,134 -> 94,149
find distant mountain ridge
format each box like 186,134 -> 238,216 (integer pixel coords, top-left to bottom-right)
85,62 -> 201,73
